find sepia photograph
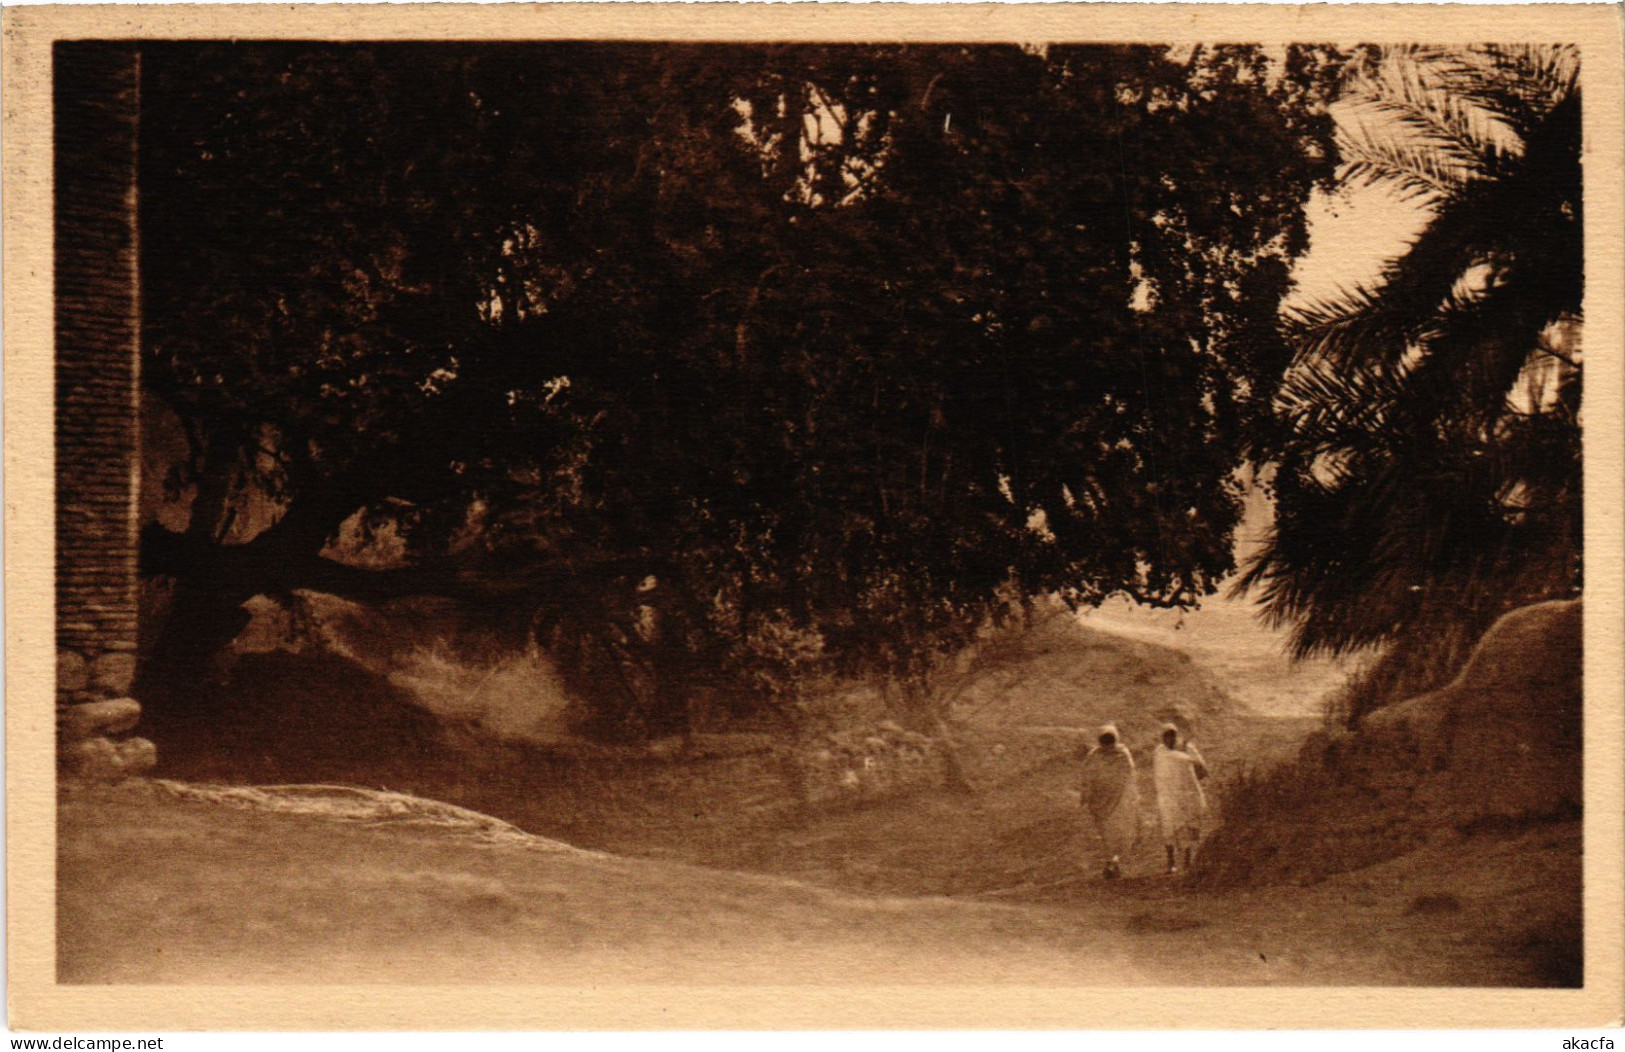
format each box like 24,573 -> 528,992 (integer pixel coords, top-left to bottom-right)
5,2 -> 1623,1032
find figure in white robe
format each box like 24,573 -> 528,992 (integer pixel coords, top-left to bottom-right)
1078,724 -> 1139,879
1153,723 -> 1208,875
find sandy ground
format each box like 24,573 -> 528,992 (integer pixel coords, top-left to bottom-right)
57,781 -> 1578,986
55,598 -> 1580,988
1078,593 -> 1349,722
430,608 -> 1329,894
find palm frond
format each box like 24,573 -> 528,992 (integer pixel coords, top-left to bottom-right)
1287,138 -> 1553,374
1283,281 -> 1416,365
1335,110 -> 1474,200
1332,44 -> 1575,203
1270,354 -> 1415,458
1450,45 -> 1579,141
1343,50 -> 1520,176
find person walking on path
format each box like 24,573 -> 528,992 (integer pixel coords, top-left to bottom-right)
1078,724 -> 1140,880
1153,722 -> 1208,875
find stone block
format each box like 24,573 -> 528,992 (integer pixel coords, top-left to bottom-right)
60,736 -> 123,780
116,737 -> 158,776
58,650 -> 89,692
91,651 -> 137,693
59,697 -> 141,739
60,734 -> 157,781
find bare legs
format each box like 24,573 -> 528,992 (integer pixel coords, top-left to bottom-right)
1165,843 -> 1198,875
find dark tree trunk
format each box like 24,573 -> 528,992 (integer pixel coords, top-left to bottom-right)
132,581 -> 256,734
889,674 -> 974,794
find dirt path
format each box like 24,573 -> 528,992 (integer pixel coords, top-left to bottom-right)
57,608 -> 1578,988
56,782 -> 1161,986
434,611 -> 1324,898
58,781 -> 1577,987
684,703 -> 1318,898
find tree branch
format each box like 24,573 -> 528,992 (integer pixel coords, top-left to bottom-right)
139,520 -> 668,609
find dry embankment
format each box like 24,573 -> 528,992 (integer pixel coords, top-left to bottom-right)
1196,600 -> 1582,982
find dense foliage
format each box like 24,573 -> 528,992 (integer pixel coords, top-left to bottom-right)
1237,46 -> 1582,724
137,43 -> 1344,736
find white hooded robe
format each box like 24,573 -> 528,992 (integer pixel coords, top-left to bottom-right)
1080,726 -> 1140,860
1153,741 -> 1207,845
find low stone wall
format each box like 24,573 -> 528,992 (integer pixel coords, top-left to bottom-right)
416,724 -> 951,861
794,722 -> 944,809
59,698 -> 157,781
500,724 -> 949,817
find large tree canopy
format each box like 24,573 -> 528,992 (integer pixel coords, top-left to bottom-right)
137,43 -> 1343,736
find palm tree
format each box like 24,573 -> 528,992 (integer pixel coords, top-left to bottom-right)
1240,46 -> 1582,725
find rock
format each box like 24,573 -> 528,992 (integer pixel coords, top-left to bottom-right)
60,737 -> 124,780
115,737 -> 158,776
91,652 -> 138,694
61,735 -> 158,780
59,697 -> 142,739
58,650 -> 89,693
